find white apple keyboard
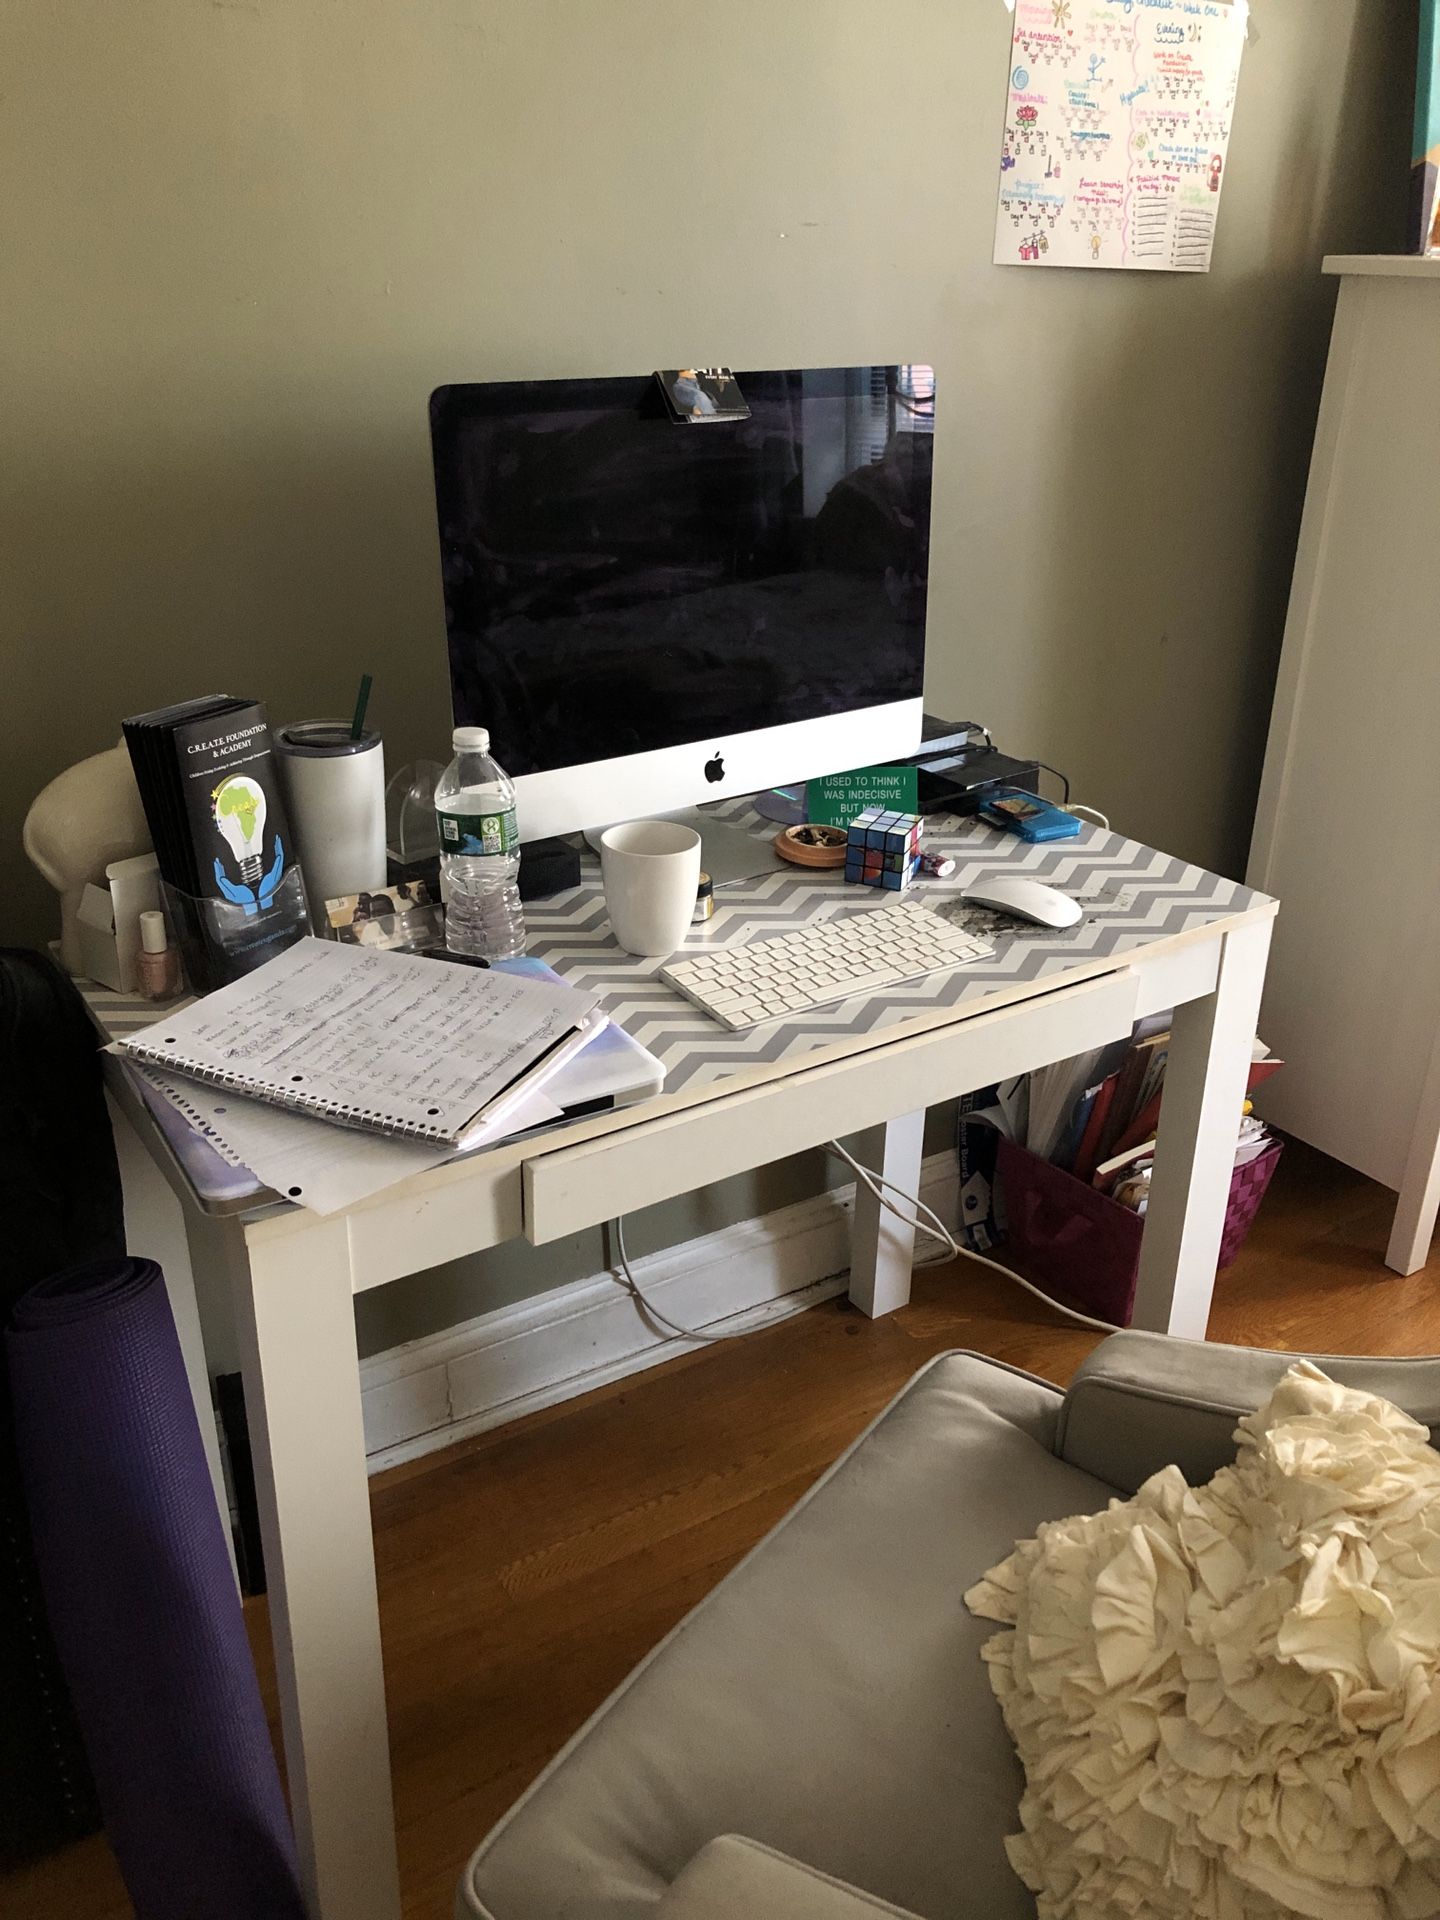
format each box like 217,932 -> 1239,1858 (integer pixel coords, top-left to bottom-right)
660,899 -> 994,1031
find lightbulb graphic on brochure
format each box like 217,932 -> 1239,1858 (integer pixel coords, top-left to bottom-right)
214,776 -> 266,882
995,0 -> 1247,273
212,774 -> 285,912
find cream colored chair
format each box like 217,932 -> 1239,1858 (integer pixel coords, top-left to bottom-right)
458,1335 -> 1440,1919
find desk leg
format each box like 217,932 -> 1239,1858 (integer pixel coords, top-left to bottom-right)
232,1219 -> 401,1920
106,1090 -> 235,1585
1133,918 -> 1272,1339
848,1109 -> 925,1318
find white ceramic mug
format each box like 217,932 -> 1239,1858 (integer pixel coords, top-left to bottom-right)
600,821 -> 702,957
276,721 -> 387,911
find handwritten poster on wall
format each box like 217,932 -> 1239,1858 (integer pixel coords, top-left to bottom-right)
995,0 -> 1247,273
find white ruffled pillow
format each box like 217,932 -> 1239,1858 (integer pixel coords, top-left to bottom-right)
966,1363 -> 1440,1919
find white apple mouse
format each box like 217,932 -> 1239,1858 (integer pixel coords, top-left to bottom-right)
964,875 -> 1083,930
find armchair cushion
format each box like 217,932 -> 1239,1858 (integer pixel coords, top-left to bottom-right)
459,1350 -> 1101,1920
460,1333 -> 1440,1920
657,1837 -> 923,1918
1056,1331 -> 1440,1494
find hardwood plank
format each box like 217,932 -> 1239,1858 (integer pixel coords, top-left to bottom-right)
6,1138 -> 1436,1919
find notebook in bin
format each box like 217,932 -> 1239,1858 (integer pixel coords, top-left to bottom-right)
120,936 -> 606,1150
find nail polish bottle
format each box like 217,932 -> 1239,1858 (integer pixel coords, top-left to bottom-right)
136,910 -> 183,1001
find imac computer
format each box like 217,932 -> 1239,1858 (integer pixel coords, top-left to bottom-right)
428,366 -> 934,880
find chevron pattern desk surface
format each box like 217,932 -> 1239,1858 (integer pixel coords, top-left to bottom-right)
523,799 -> 1272,1097
79,801 -> 1271,1104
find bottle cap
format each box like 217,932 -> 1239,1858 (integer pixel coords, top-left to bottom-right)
453,726 -> 490,753
140,910 -> 169,955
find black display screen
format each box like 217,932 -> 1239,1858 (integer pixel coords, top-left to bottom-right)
428,368 -> 933,777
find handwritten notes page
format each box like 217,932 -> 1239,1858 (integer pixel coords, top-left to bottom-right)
123,937 -> 602,1146
995,0 -> 1247,273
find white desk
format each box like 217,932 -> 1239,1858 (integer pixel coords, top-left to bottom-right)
98,805 -> 1274,1920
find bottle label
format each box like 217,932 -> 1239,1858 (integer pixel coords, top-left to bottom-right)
437,807 -> 519,856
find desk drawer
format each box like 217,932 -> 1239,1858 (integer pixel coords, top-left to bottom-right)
523,968 -> 1139,1245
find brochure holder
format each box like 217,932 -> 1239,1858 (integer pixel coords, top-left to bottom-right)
162,868 -> 310,993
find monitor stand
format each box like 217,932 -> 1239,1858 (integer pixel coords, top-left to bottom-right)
583,804 -> 785,888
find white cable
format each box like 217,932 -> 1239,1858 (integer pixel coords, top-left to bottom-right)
1069,803 -> 1109,829
823,1140 -> 1121,1335
825,1140 -> 963,1254
610,1216 -> 757,1344
611,1150 -> 969,1344
939,1237 -> 1120,1333
609,1137 -> 1123,1348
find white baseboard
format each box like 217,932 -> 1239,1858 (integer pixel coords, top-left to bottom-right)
360,1150 -> 959,1471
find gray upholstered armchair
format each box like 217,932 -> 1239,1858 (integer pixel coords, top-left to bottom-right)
457,1335 -> 1440,1920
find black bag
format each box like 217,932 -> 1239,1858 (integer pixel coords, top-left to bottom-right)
0,948 -> 122,1859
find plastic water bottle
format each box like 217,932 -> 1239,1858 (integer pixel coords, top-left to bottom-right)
435,726 -> 526,959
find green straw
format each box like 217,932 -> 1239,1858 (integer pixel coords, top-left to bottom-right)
350,672 -> 373,740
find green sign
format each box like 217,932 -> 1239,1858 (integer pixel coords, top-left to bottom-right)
807,764 -> 919,829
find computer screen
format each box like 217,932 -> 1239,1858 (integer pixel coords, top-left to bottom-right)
428,368 -> 933,781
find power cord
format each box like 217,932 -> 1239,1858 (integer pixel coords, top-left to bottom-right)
1068,803 -> 1110,830
1032,761 -> 1109,832
822,1140 -> 965,1270
1034,759 -> 1071,804
822,1141 -> 1120,1334
609,1216 -> 760,1344
607,1145 -> 1122,1347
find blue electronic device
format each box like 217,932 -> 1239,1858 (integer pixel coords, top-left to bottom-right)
978,789 -> 1083,843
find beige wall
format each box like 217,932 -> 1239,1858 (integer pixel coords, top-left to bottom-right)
2,1 -> 1411,1355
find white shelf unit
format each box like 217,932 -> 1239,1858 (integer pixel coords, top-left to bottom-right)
1248,256 -> 1440,1273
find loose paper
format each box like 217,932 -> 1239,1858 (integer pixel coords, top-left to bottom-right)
140,1062 -> 582,1215
995,0 -> 1247,273
139,1065 -> 452,1215
135,1019 -> 644,1214
121,936 -> 602,1146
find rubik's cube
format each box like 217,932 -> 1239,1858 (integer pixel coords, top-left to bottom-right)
844,808 -> 922,890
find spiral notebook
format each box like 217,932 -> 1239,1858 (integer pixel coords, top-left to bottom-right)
120,937 -> 606,1151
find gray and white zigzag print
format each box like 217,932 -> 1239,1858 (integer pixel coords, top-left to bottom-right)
525,803 -> 1269,1094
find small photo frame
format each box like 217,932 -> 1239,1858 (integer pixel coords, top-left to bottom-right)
325,880 -> 444,952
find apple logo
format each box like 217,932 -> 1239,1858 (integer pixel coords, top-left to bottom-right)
704,752 -> 725,785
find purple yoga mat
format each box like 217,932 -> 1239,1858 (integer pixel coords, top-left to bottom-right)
6,1257 -> 305,1919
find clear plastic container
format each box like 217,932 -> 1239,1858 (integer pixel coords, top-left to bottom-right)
385,759 -> 443,869
434,726 -> 526,960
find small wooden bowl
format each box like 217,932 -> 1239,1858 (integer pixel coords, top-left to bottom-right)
774,823 -> 848,869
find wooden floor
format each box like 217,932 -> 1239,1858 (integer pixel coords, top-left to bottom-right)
9,1138 -> 1440,1918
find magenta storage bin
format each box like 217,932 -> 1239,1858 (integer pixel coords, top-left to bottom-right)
995,1136 -> 1283,1327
